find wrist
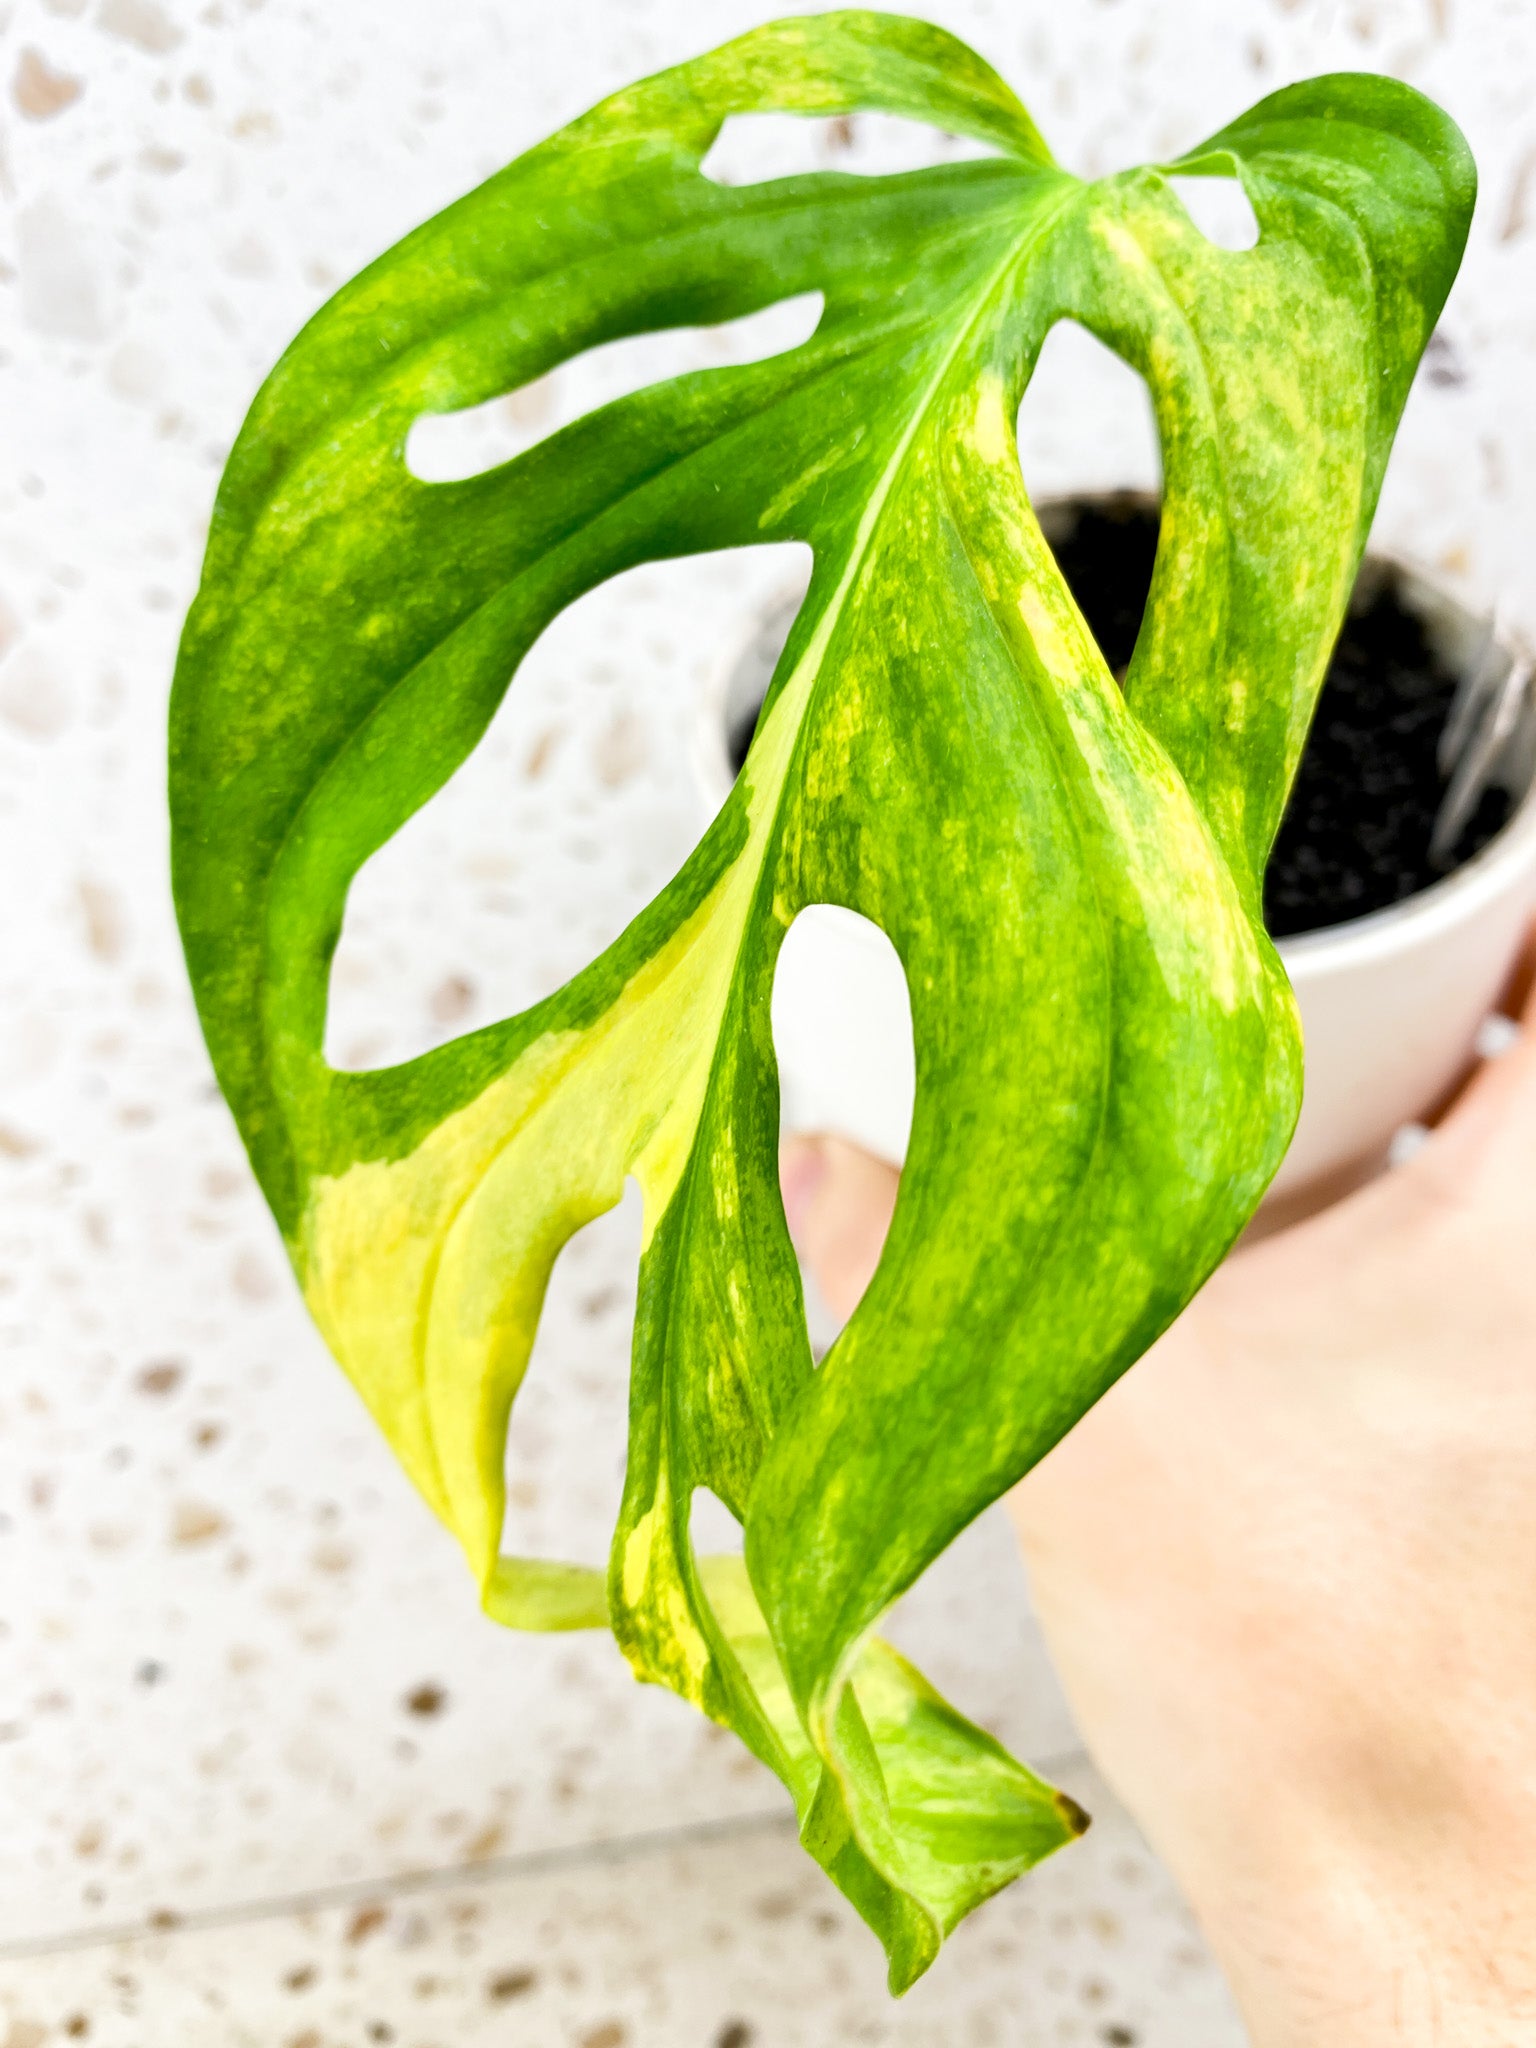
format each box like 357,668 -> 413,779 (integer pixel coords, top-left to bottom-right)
1180,1810 -> 1536,2048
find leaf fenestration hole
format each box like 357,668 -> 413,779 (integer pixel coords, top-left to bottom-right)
1165,173 -> 1260,252
773,905 -> 912,1343
701,111 -> 997,187
772,908 -> 916,1166
404,292 -> 823,484
326,542 -> 811,1072
690,1484 -> 744,1559
1017,318 -> 1162,506
496,1181 -> 642,1576
1017,320 -> 1163,686
722,570 -> 813,778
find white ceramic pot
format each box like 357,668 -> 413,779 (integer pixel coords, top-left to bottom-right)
694,547 -> 1536,1207
1273,729 -> 1536,1199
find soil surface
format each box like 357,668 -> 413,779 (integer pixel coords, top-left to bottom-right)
727,497 -> 1512,940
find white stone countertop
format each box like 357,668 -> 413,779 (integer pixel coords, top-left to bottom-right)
2,1758 -> 1245,2048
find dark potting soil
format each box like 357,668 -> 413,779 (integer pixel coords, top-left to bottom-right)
726,499 -> 1511,940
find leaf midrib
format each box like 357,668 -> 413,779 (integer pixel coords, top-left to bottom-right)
401,181 -> 1078,1585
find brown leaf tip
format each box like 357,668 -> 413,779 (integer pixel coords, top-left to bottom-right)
1056,1789 -> 1093,1837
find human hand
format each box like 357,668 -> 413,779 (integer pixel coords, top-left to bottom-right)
780,965 -> 1536,2048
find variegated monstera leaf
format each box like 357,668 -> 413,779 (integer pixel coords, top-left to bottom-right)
170,12 -> 1473,1991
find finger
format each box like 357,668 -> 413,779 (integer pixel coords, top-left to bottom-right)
779,1134 -> 900,1323
1495,918 -> 1536,1024
1401,920 -> 1536,1193
1416,920 -> 1536,1131
778,1133 -> 830,1241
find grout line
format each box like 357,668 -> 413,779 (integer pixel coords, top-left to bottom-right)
0,1745 -> 1092,1965
0,1818 -> 794,1957
0,1808 -> 798,1965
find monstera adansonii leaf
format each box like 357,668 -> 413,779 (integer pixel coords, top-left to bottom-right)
169,11 -> 1473,1990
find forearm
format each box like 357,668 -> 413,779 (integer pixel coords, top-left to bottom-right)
1156,1797 -> 1536,2048
1208,1893 -> 1536,2048
1011,1421 -> 1536,2048
1062,1680 -> 1536,2046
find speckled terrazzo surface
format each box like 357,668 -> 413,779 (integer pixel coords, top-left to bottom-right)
2,0 -> 1534,2035
1,1760 -> 1244,2048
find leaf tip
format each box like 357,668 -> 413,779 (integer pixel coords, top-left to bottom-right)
1056,1787 -> 1093,1838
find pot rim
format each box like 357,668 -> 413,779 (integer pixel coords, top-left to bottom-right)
1276,764 -> 1536,974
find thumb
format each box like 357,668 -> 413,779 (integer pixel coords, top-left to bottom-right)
779,1134 -> 901,1324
